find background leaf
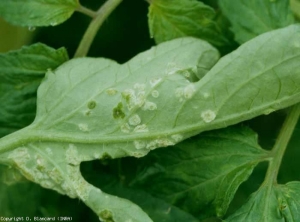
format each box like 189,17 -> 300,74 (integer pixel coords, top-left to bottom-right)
148,0 -> 230,47
226,182 -> 300,221
0,165 -> 99,220
130,126 -> 268,219
219,0 -> 294,44
109,185 -> 200,222
97,175 -> 201,222
225,185 -> 281,221
0,0 -> 79,27
275,182 -> 300,221
0,43 -> 69,137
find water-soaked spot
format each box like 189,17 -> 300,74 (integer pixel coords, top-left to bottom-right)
165,62 -> 180,75
149,77 -> 162,87
142,101 -> 157,111
101,153 -> 112,160
46,147 -> 53,155
113,102 -> 125,119
134,140 -> 146,149
201,110 -> 216,123
122,89 -> 135,103
136,91 -> 146,107
183,84 -> 196,99
35,155 -> 46,171
134,83 -> 146,91
203,92 -> 210,99
132,152 -> 148,158
65,144 -> 80,165
85,110 -> 91,116
122,89 -> 139,110
78,123 -> 89,132
171,134 -> 183,142
49,168 -> 64,184
8,148 -> 31,163
151,90 -> 159,98
120,123 -> 131,133
264,108 -> 275,115
40,180 -> 55,189
133,124 -> 149,133
106,88 -> 118,95
87,101 -> 96,109
99,210 -> 114,222
128,114 -> 141,126
175,88 -> 184,98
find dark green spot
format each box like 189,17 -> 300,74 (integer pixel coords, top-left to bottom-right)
88,101 -> 96,109
99,210 -> 114,222
36,165 -> 45,171
121,92 -> 131,103
113,102 -> 125,119
101,152 -> 112,160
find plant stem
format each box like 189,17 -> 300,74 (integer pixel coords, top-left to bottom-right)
264,103 -> 300,186
74,0 -> 123,58
76,5 -> 97,18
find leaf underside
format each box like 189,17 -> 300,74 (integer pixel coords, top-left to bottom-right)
1,25 -> 300,221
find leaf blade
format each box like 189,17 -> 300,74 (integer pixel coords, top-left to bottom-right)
131,126 -> 268,218
148,0 -> 230,46
226,182 -> 300,222
0,0 -> 79,27
0,43 -> 69,137
219,0 -> 294,43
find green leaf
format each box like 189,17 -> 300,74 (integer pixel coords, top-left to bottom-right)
82,164 -> 200,222
219,0 -> 294,44
291,0 -> 300,19
0,37 -> 219,222
226,185 -> 281,221
0,165 -> 95,219
275,182 -> 300,221
0,0 -> 79,27
1,24 -> 300,220
0,43 -> 69,137
104,184 -> 200,222
226,182 -> 300,221
131,126 -> 268,218
148,0 -> 230,46
0,176 -> 43,216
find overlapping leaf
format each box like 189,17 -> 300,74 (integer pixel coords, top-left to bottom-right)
1,25 -> 300,221
0,43 -> 68,137
148,0 -> 230,46
226,182 -> 300,221
291,0 -> 300,19
220,0 -> 294,43
103,184 -> 200,222
131,126 -> 268,218
82,167 -> 200,222
0,0 -> 79,27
